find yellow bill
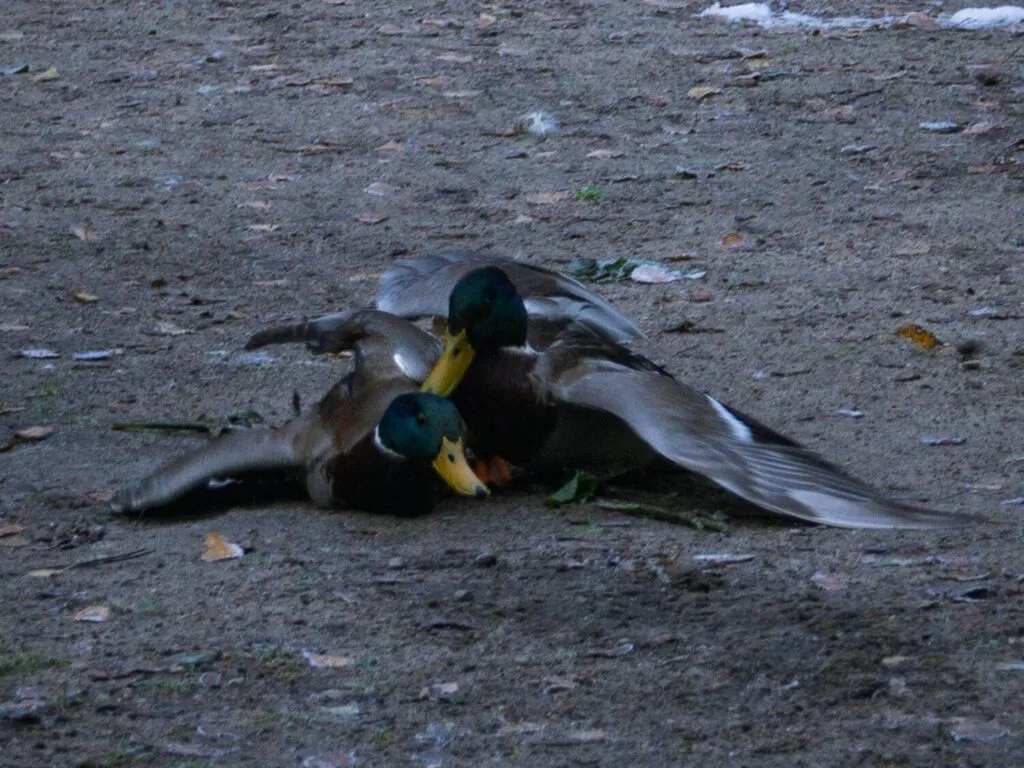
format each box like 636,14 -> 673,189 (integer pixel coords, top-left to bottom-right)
432,436 -> 489,498
421,328 -> 476,397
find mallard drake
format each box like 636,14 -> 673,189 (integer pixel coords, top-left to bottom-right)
247,254 -> 971,529
113,311 -> 487,515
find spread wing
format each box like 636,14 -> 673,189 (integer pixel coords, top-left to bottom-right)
545,354 -> 972,529
245,309 -> 441,384
376,251 -> 645,342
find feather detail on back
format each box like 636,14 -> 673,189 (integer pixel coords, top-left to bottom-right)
377,252 -> 645,342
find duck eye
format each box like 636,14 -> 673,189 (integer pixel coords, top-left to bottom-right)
415,412 -> 427,426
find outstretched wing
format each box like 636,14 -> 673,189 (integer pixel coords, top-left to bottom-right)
546,355 -> 972,529
377,251 -> 646,342
245,309 -> 441,384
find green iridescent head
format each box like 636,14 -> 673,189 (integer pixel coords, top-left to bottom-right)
447,266 -> 528,352
376,393 -> 488,498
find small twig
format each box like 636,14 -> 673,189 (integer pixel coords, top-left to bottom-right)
41,547 -> 154,574
112,421 -> 211,434
593,498 -> 729,532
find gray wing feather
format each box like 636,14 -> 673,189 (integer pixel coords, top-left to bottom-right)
550,360 -> 972,529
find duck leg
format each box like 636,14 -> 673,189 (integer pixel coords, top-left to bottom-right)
112,414 -> 316,512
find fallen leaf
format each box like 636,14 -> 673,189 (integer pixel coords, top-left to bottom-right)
246,223 -> 280,233
475,13 -> 497,27
893,242 -> 930,257
897,323 -> 942,349
73,291 -> 100,303
364,182 -> 397,197
630,264 -> 706,283
18,348 -> 60,359
70,226 -> 100,242
302,650 -> 354,668
74,605 -> 111,622
1,266 -> 23,278
0,524 -> 25,537
147,320 -> 191,336
898,11 -> 939,29
949,718 -> 1010,743
27,569 -> 64,578
570,730 -> 606,742
524,191 -> 569,205
436,52 -> 473,63
920,435 -> 967,446
810,571 -> 849,591
827,104 -> 856,123
721,231 -> 749,248
15,426 -> 55,441
687,86 -> 720,100
86,490 -> 114,503
31,66 -> 59,82
376,140 -> 403,155
587,149 -> 625,158
419,682 -> 459,699
201,532 -> 244,562
354,211 -> 389,224
417,76 -> 448,87
693,553 -> 754,565
963,122 -> 997,136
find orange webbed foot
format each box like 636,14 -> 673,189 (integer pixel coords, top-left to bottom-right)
473,455 -> 515,487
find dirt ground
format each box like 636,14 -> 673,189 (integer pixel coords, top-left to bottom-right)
2,1 -> 1023,765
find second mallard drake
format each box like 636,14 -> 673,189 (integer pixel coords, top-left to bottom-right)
247,254 -> 971,529
113,311 -> 487,516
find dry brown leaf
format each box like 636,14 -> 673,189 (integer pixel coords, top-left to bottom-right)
70,226 -> 100,242
524,191 -> 569,205
1,266 -> 23,278
721,231 -> 749,248
247,223 -> 280,233
0,524 -> 25,538
354,212 -> 389,224
897,323 -> 942,350
587,149 -> 625,159
687,86 -> 720,100
16,425 -> 55,442
302,650 -> 354,668
417,76 -> 448,87
74,291 -> 100,303
376,140 -> 403,155
964,122 -> 997,136
86,490 -> 114,504
202,532 -> 244,562
74,605 -> 111,622
475,13 -> 497,27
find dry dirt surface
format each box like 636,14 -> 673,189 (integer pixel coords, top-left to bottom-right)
2,1 -> 1023,766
